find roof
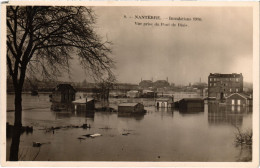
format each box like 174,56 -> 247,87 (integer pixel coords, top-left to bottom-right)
140,80 -> 152,83
54,84 -> 76,92
180,98 -> 203,101
118,103 -> 141,107
209,73 -> 242,78
226,93 -> 251,99
72,98 -> 94,104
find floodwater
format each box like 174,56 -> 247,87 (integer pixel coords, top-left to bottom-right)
6,93 -> 252,161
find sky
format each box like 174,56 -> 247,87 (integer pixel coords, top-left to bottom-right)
65,6 -> 253,85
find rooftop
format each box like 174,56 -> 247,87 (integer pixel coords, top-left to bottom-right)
180,98 -> 203,101
54,84 -> 76,92
209,73 -> 242,78
118,103 -> 141,107
72,97 -> 94,104
226,92 -> 252,99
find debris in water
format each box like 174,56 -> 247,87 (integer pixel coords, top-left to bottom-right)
33,142 -> 42,147
90,133 -> 101,137
99,126 -> 112,130
82,133 -> 102,138
82,134 -> 92,137
122,133 -> 130,136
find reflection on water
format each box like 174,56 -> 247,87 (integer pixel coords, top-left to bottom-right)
118,112 -> 145,121
208,103 -> 252,126
6,94 -> 252,161
73,110 -> 95,120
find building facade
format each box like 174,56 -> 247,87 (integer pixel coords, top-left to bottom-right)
226,93 -> 252,106
208,73 -> 243,99
155,97 -> 174,108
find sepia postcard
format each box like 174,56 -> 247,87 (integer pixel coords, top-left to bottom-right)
1,1 -> 259,167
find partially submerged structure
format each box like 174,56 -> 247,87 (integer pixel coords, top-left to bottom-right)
72,97 -> 95,111
226,93 -> 252,106
178,98 -> 204,113
155,97 -> 174,108
51,84 -> 76,111
118,103 -> 145,113
142,90 -> 157,98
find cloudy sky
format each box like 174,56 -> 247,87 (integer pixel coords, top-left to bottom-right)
66,6 -> 253,85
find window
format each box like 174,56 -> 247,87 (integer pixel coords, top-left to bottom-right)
237,100 -> 241,105
230,88 -> 232,92
236,88 -> 239,92
236,78 -> 239,82
210,78 -> 212,81
232,99 -> 235,105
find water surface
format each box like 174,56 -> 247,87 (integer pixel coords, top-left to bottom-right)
6,93 -> 252,161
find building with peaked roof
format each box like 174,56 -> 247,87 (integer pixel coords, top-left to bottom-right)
51,84 -> 76,111
52,84 -> 76,103
208,73 -> 243,99
226,93 -> 252,106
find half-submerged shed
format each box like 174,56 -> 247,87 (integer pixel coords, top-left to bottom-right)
72,97 -> 95,111
51,84 -> 76,111
155,97 -> 174,108
178,98 -> 204,113
118,103 -> 145,113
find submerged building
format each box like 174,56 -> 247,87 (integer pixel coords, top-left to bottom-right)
51,84 -> 76,110
118,103 -> 145,113
226,93 -> 252,106
208,73 -> 243,99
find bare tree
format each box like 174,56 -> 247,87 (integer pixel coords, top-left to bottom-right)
7,6 -> 114,128
97,73 -> 116,102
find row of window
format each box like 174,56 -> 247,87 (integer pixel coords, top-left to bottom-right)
209,78 -> 240,82
210,87 -> 240,92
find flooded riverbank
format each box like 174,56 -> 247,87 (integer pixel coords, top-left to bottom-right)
6,93 -> 252,161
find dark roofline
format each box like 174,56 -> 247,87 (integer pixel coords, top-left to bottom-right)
209,73 -> 243,77
55,84 -> 76,92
